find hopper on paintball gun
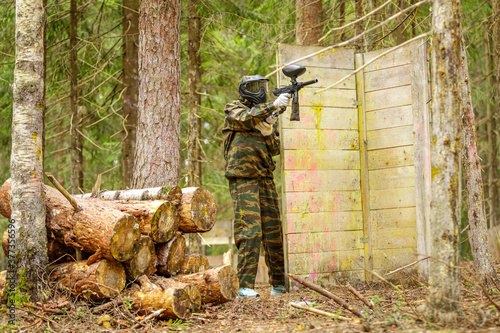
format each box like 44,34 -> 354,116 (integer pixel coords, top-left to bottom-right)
272,64 -> 318,121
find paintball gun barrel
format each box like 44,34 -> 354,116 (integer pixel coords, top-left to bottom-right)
272,64 -> 318,121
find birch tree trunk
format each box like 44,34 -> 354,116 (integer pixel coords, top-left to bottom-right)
492,0 -> 500,227
69,0 -> 83,194
459,26 -> 498,286
187,0 -> 202,254
427,0 -> 463,322
133,0 -> 181,188
122,0 -> 139,189
10,0 -> 49,302
296,0 -> 324,45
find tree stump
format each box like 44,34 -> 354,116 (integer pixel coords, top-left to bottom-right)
150,276 -> 202,312
49,259 -> 126,300
178,187 -> 217,233
123,275 -> 191,319
156,233 -> 186,276
123,236 -> 157,280
174,265 -> 239,305
179,253 -> 210,274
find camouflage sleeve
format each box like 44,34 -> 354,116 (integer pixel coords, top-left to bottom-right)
224,101 -> 277,131
265,123 -> 280,156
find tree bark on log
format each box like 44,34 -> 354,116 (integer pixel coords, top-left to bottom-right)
179,253 -> 210,274
75,185 -> 182,205
0,179 -> 141,262
3,230 -> 77,264
0,270 -> 5,300
123,236 -> 157,280
49,259 -> 126,300
156,233 -> 186,276
123,275 -> 191,319
111,200 -> 180,243
178,187 -> 217,233
174,265 -> 238,305
150,276 -> 201,312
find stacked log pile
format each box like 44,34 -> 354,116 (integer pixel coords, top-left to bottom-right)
0,179 -> 238,320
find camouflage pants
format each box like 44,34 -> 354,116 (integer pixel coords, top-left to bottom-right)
229,177 -> 285,289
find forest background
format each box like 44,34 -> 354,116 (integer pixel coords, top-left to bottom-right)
0,0 -> 496,265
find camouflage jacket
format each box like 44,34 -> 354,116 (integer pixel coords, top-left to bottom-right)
223,99 -> 280,179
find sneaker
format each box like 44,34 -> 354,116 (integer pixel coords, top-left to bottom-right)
271,285 -> 286,295
237,287 -> 260,298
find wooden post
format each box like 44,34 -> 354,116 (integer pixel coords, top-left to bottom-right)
355,53 -> 372,281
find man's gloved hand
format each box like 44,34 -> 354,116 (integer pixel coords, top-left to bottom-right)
273,93 -> 291,109
255,121 -> 273,136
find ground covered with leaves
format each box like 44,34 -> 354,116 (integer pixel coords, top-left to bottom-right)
1,261 -> 500,332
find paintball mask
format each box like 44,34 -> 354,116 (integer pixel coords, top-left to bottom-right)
238,75 -> 269,105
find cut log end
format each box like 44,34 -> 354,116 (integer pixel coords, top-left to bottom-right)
95,259 -> 127,298
124,236 -> 157,280
165,185 -> 182,206
156,234 -> 186,276
175,265 -> 239,305
125,276 -> 192,319
110,215 -> 141,262
179,187 -> 217,233
49,259 -> 126,300
179,253 -> 210,274
151,201 -> 180,243
218,265 -> 239,302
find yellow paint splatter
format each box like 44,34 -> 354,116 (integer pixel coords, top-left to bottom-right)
311,102 -> 324,148
32,132 -> 42,162
431,166 -> 441,181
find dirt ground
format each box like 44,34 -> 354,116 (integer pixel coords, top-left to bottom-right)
1,261 -> 500,332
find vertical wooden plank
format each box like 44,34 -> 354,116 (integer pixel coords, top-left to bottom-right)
277,46 -> 290,291
411,40 -> 432,280
355,53 -> 372,281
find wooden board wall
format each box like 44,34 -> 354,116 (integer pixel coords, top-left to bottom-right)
277,41 -> 431,287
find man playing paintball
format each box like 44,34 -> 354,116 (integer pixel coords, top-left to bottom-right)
222,74 -> 291,297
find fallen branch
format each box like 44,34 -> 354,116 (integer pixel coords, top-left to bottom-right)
290,302 -> 351,321
17,307 -> 62,328
288,274 -> 362,317
45,172 -> 79,211
92,298 -> 124,312
131,309 -> 165,329
347,285 -> 373,309
384,256 -> 430,277
23,303 -> 63,315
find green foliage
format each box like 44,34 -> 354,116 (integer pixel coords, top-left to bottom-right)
0,0 -> 496,241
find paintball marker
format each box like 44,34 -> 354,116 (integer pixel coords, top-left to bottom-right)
272,64 -> 318,121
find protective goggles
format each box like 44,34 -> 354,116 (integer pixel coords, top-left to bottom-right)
244,80 -> 268,94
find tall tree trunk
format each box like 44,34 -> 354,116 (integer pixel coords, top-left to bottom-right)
187,0 -> 202,254
355,0 -> 363,52
394,0 -> 408,44
10,0 -> 49,302
133,0 -> 181,188
427,0 -> 462,322
296,0 -> 324,45
492,0 -> 500,227
339,0 -> 346,41
122,0 -> 139,189
459,24 -> 498,286
69,0 -> 83,194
